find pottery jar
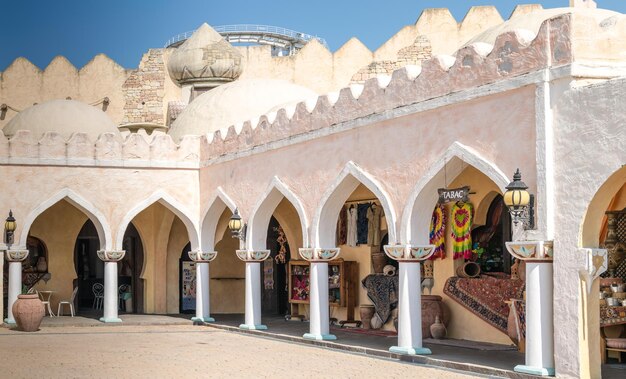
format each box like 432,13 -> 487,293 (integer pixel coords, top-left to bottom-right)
430,316 -> 447,339
12,294 -> 45,332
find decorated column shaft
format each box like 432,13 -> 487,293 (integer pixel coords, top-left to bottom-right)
97,250 -> 125,323
236,249 -> 270,330
189,250 -> 218,323
506,241 -> 554,376
4,249 -> 29,324
383,244 -> 434,355
299,248 -> 340,340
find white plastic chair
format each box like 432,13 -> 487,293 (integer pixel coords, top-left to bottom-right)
57,287 -> 78,317
92,283 -> 104,309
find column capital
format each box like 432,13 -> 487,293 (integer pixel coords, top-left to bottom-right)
96,250 -> 126,262
188,250 -> 217,263
236,250 -> 270,262
5,249 -> 29,262
383,244 -> 434,262
298,248 -> 340,262
505,240 -> 553,262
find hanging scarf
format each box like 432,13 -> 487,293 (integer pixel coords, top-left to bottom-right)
451,202 -> 474,260
429,204 -> 446,259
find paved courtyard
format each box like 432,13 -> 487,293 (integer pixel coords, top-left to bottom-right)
0,324 -> 481,379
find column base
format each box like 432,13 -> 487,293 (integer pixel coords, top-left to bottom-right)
514,365 -> 555,376
191,316 -> 215,323
4,318 -> 15,325
303,333 -> 337,341
239,324 -> 267,330
389,346 -> 432,355
99,317 -> 122,323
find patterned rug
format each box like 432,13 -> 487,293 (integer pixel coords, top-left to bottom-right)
443,274 -> 524,333
333,326 -> 397,337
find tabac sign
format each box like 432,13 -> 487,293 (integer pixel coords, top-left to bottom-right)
437,186 -> 470,204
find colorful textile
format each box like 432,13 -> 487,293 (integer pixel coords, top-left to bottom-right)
361,274 -> 399,324
429,204 -> 446,259
451,202 -> 474,259
443,275 -> 524,333
600,305 -> 626,327
336,205 -> 348,246
347,206 -> 357,246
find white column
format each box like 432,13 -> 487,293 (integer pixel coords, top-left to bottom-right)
299,248 -> 340,340
97,250 -> 125,323
101,261 -> 121,323
5,261 -> 23,324
506,241 -> 555,376
192,262 -> 214,323
516,262 -> 554,376
384,244 -> 434,356
4,249 -> 29,324
304,262 -> 336,340
240,261 -> 266,330
390,262 -> 431,355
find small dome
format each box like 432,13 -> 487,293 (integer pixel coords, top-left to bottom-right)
167,23 -> 243,86
2,99 -> 120,141
463,7 -> 619,47
168,79 -> 318,142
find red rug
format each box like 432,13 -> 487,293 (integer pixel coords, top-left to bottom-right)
443,274 -> 524,333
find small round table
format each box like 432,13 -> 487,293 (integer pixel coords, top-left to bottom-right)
38,290 -> 56,317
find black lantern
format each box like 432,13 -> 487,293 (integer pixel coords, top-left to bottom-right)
228,208 -> 246,241
504,169 -> 534,228
5,210 -> 16,244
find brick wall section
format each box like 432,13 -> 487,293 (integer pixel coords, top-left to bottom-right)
351,35 -> 433,83
122,49 -> 165,124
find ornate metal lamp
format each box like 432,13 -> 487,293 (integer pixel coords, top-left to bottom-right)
228,208 -> 246,241
4,210 -> 16,245
503,169 -> 534,229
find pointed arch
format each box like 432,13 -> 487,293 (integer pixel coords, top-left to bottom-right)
200,187 -> 237,252
116,190 -> 199,251
20,188 -> 112,250
312,161 -> 397,248
401,142 -> 509,245
247,176 -> 309,250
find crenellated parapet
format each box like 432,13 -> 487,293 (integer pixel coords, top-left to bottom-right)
201,14 -> 574,161
0,129 -> 203,168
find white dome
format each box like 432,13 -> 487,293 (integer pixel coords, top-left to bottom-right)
2,99 -> 120,141
168,79 -> 318,142
463,7 -> 619,47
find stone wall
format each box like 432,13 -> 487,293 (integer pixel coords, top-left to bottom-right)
122,49 -> 166,125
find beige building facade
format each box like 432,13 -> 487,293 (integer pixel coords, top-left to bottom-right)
1,3 -> 625,378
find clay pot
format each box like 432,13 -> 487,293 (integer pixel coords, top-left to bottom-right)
359,305 -> 375,329
456,262 -> 481,278
430,316 -> 447,339
370,314 -> 383,330
12,294 -> 45,332
36,256 -> 47,273
371,252 -> 387,274
422,295 -> 447,338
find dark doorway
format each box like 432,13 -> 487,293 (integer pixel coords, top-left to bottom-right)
471,195 -> 512,273
74,220 -> 144,313
179,242 -> 194,314
261,217 -> 291,316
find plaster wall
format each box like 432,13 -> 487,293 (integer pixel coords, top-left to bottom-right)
30,200 -> 87,311
0,55 -> 129,129
210,227 -> 245,313
552,77 -> 626,378
199,86 -> 537,250
166,217 -> 190,314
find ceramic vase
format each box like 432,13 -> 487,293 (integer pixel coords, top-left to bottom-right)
430,316 -> 447,339
12,294 -> 45,332
456,262 -> 481,278
371,252 -> 387,274
359,305 -> 375,329
422,295 -> 447,338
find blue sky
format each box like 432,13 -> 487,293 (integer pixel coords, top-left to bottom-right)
1,0 -> 625,70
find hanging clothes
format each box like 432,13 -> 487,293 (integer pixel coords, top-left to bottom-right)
367,203 -> 382,246
336,205 -> 348,246
346,205 -> 358,247
357,202 -> 370,245
451,202 -> 474,260
429,204 -> 446,259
